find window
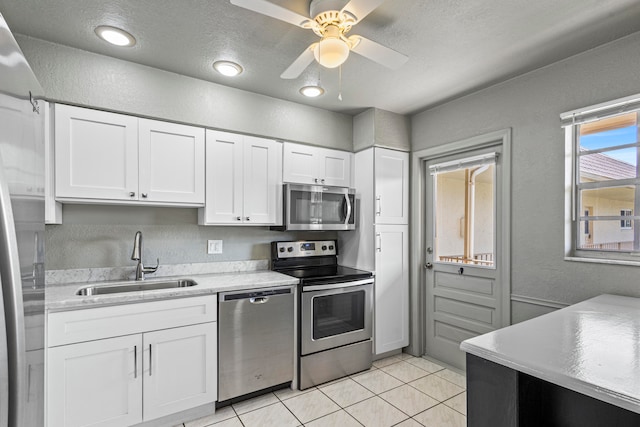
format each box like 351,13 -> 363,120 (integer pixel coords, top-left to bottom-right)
430,153 -> 496,267
621,209 -> 633,229
562,94 -> 640,262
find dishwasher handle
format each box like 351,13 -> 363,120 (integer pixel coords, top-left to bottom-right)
219,286 -> 293,302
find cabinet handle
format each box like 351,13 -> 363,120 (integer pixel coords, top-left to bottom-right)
246,217 -> 250,221
314,178 -> 318,183
376,233 -> 382,252
321,179 -> 325,183
141,193 -> 148,198
129,192 -> 135,197
236,216 -> 242,221
149,344 -> 152,376
134,345 -> 137,378
376,196 -> 381,216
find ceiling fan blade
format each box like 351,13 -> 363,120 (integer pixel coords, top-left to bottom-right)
230,0 -> 313,28
341,0 -> 385,22
350,36 -> 408,69
280,44 -> 317,79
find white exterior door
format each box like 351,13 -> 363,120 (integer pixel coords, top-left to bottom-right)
321,149 -> 352,187
47,334 -> 143,427
242,136 -> 281,225
142,323 -> 217,421
55,104 -> 138,201
283,142 -> 319,184
375,148 -> 409,224
424,145 -> 505,369
374,224 -> 409,354
202,130 -> 244,224
138,119 -> 205,204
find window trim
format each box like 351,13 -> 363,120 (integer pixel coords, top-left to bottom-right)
563,94 -> 640,265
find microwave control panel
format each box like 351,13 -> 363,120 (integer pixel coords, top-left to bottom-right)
274,240 -> 337,258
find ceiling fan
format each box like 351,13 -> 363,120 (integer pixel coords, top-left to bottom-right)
229,0 -> 409,79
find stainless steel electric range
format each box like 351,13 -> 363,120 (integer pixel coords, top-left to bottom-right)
271,240 -> 374,389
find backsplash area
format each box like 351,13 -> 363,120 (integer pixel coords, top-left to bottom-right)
45,204 -> 335,271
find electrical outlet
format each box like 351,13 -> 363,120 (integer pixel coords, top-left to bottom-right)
207,240 -> 223,255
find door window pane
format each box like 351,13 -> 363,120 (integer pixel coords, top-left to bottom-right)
434,164 -> 495,267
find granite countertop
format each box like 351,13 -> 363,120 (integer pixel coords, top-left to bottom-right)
46,268 -> 299,312
461,294 -> 640,414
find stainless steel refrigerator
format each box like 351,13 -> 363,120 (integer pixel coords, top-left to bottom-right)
0,13 -> 45,427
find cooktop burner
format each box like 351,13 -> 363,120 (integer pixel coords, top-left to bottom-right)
271,240 -> 373,285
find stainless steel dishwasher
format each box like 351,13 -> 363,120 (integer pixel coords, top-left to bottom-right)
218,285 -> 295,401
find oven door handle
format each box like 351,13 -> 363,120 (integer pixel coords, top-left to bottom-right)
304,278 -> 374,292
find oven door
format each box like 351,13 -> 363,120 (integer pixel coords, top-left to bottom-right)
285,184 -> 356,231
301,279 -> 373,355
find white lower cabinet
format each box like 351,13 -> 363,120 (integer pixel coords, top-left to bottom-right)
374,224 -> 410,354
47,334 -> 143,427
46,296 -> 217,427
143,323 -> 217,421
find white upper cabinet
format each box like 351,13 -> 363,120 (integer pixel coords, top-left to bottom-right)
55,104 -> 139,201
199,130 -> 282,225
283,142 -> 352,187
375,148 -> 409,224
54,104 -> 204,206
138,118 -> 205,204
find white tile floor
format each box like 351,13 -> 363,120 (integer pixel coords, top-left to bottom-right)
177,354 -> 466,427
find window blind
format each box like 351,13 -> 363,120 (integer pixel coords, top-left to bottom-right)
560,93 -> 640,127
429,152 -> 497,175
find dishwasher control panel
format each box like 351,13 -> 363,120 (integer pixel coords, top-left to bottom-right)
272,240 -> 337,258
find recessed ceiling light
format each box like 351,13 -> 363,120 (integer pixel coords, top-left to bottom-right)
213,61 -> 243,77
300,86 -> 325,98
95,26 -> 136,47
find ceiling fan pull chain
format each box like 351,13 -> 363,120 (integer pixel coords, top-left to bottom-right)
338,64 -> 343,101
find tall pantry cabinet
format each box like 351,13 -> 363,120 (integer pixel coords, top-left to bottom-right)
339,147 -> 410,355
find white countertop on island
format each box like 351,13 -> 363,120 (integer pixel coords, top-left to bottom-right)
46,270 -> 299,312
461,294 -> 640,414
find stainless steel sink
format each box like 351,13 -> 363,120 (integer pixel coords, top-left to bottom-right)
76,279 -> 197,296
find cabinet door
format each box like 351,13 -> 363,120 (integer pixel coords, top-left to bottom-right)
375,148 -> 409,224
201,130 -> 244,224
142,323 -> 217,421
138,119 -> 205,204
320,148 -> 352,187
54,104 -> 139,201
283,142 -> 319,184
243,137 -> 282,225
374,224 -> 409,354
47,334 -> 143,427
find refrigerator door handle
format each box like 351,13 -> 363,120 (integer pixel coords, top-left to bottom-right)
0,156 -> 28,427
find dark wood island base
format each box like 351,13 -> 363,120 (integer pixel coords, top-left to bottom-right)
467,353 -> 640,427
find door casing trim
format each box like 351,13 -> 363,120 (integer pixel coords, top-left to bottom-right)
407,129 -> 512,357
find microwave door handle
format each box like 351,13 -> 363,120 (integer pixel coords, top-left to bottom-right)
344,193 -> 352,225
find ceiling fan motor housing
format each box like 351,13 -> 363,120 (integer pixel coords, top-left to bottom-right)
309,0 -> 349,17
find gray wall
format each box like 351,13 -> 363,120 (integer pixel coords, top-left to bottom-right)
411,31 -> 640,322
353,108 -> 411,152
47,205 -> 335,270
14,36 -> 349,270
16,35 -> 353,151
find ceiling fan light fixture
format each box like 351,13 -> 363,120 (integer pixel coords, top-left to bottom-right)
94,25 -> 136,47
213,60 -> 244,77
314,37 -> 350,68
300,85 -> 325,97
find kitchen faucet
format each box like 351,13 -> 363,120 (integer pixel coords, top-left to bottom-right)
131,231 -> 159,281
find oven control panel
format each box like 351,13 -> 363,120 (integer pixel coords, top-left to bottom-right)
273,240 -> 337,258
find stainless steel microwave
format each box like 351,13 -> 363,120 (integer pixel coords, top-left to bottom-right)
273,184 -> 356,231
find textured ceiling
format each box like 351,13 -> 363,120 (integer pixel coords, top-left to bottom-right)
2,0 -> 640,115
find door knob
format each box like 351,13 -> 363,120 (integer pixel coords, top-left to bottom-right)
425,262 -> 433,270
129,192 -> 135,197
